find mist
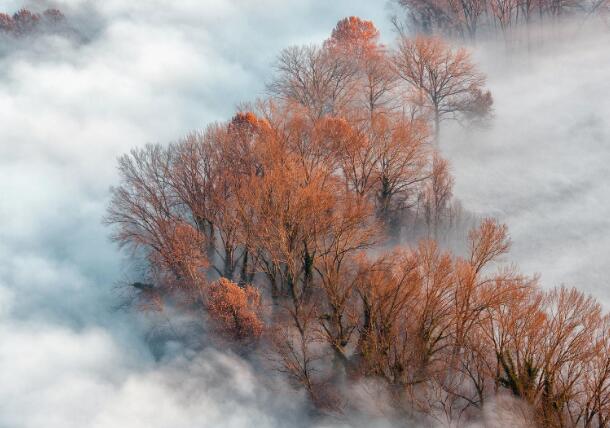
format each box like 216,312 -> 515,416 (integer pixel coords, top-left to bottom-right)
0,1 -> 608,427
444,25 -> 610,301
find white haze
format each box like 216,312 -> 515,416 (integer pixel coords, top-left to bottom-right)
0,1 -> 608,427
444,26 -> 610,301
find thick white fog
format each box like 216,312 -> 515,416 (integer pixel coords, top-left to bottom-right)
0,1 -> 608,427
444,28 -> 610,300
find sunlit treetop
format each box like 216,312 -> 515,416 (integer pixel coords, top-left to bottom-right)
324,16 -> 381,55
228,111 -> 270,135
231,111 -> 260,128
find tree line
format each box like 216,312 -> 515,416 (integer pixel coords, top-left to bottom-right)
105,17 -> 610,427
0,8 -> 65,37
394,0 -> 609,41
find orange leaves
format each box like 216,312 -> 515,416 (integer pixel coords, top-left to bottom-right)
330,17 -> 380,45
206,278 -> 264,342
352,219 -> 535,394
107,105 -> 610,423
313,116 -> 352,153
101,15 -> 610,424
230,111 -> 259,128
325,16 -> 381,57
228,111 -> 270,137
330,112 -> 431,224
476,285 -> 610,425
468,217 -> 510,273
375,115 -> 430,218
142,219 -> 208,299
270,16 -> 491,146
160,221 -> 208,277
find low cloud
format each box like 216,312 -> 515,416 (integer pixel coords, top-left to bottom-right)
444,23 -> 610,301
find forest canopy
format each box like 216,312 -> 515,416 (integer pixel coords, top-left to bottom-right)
105,15 -> 610,428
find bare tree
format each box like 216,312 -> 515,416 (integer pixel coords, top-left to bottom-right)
268,45 -> 358,119
393,36 -> 493,143
422,154 -> 454,239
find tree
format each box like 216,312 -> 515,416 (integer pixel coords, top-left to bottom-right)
0,8 -> 68,39
393,36 -> 492,143
105,17 -> 610,424
42,9 -> 64,24
206,278 -> 264,343
574,316 -> 610,427
325,17 -> 398,116
535,287 -> 604,426
0,13 -> 14,33
12,9 -> 40,35
489,0 -> 519,37
324,16 -> 381,56
353,248 -> 423,385
373,114 -> 430,230
395,0 -> 487,40
268,45 -> 358,118
422,154 -> 454,238
393,0 -> 609,42
269,299 -> 330,406
313,196 -> 380,370
106,144 -> 208,298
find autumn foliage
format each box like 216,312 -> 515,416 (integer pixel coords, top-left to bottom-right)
0,8 -> 65,37
207,278 -> 264,342
106,17 -> 610,427
324,16 -> 381,56
270,17 -> 491,141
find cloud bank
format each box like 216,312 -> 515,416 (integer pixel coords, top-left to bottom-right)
444,25 -> 610,300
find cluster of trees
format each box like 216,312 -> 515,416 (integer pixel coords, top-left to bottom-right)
0,8 -> 65,38
270,17 -> 492,143
394,0 -> 609,41
106,17 -> 610,427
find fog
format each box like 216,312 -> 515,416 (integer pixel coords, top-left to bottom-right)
0,1 -> 608,427
444,26 -> 610,301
